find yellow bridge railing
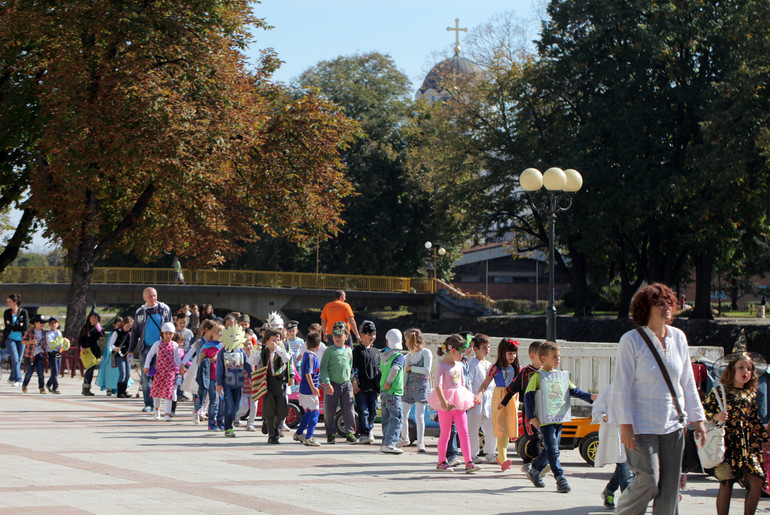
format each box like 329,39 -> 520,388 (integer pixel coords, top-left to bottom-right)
0,267 -> 436,294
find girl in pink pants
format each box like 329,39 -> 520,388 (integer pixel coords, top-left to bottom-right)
428,334 -> 479,473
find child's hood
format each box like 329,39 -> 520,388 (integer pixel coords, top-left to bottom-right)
380,347 -> 401,361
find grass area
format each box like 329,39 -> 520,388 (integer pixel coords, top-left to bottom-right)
367,308 -> 411,320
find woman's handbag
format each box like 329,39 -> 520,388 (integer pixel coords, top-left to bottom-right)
80,347 -> 98,369
696,383 -> 727,469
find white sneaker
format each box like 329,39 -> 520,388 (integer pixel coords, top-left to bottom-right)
447,457 -> 462,468
417,442 -> 426,453
521,462 -> 532,473
473,456 -> 485,464
246,425 -> 256,432
164,415 -> 172,422
381,445 -> 404,454
153,411 -> 162,420
233,420 -> 241,427
397,438 -> 410,448
192,410 -> 200,424
358,435 -> 371,444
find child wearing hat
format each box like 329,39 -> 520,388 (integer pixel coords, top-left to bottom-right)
320,321 -> 357,444
352,320 -> 381,444
144,322 -> 181,421
379,328 -> 405,454
21,314 -> 48,393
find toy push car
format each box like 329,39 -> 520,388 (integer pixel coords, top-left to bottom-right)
515,416 -> 600,466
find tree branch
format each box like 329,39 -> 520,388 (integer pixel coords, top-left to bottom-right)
93,183 -> 156,262
0,207 -> 36,271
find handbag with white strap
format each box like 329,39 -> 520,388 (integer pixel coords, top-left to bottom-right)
697,383 -> 727,469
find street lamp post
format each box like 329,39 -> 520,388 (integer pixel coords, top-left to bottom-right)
425,241 -> 446,293
520,167 -> 583,342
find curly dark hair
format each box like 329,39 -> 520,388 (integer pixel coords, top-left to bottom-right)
630,283 -> 679,326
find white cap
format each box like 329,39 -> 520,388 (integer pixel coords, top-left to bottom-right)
385,328 -> 402,350
161,322 -> 176,333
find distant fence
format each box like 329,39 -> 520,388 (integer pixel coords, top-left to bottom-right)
0,267 -> 435,294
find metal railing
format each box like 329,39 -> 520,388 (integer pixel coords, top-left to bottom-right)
436,279 -> 497,309
0,267 -> 436,294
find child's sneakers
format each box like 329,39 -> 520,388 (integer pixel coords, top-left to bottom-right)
153,411 -> 163,421
380,445 -> 404,454
497,458 -> 512,471
192,410 -> 200,424
304,437 -> 321,447
293,433 -> 306,444
326,435 -> 336,445
245,425 -> 256,432
357,434 -> 372,444
465,462 -> 479,474
601,489 -> 615,509
208,423 -> 220,431
346,433 -> 359,444
436,461 -> 454,472
521,462 -> 532,474
416,442 -> 426,453
164,414 -> 172,422
526,468 -> 546,488
224,429 -> 236,438
556,476 -> 571,493
446,457 -> 462,468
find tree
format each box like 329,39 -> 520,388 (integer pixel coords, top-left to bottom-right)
295,52 -> 479,277
1,1 -> 358,337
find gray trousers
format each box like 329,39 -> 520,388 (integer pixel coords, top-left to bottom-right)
616,430 -> 684,515
324,380 -> 355,437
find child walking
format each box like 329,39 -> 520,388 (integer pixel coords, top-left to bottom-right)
474,338 -> 520,470
592,383 -> 632,510
500,340 -> 544,473
144,322 -> 181,421
109,317 -> 134,398
524,341 -> 596,493
293,331 -> 323,446
380,328 -> 405,454
198,323 -> 224,430
467,334 -> 496,463
400,328 -> 432,452
216,325 -> 251,438
428,334 -> 479,473
320,322 -> 357,444
21,314 -> 47,393
352,320 -> 381,444
703,352 -> 770,515
249,327 -> 291,444
44,316 -> 63,394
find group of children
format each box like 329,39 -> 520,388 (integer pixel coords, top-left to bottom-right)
19,314 -> 65,394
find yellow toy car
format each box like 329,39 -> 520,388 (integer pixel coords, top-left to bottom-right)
515,416 -> 600,466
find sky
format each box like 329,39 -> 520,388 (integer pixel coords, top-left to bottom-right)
245,0 -> 544,90
18,0 -> 545,253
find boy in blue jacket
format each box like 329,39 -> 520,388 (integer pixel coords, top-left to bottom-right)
524,341 -> 596,494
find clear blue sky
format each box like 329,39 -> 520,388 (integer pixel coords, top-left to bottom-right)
246,0 -> 543,91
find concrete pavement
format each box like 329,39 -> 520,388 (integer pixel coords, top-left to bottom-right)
0,374 -> 766,514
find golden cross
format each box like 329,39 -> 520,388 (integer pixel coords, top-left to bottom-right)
446,18 -> 467,55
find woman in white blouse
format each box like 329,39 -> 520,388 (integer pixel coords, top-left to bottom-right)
612,283 -> 706,514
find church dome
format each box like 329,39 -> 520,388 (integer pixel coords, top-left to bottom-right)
419,54 -> 483,96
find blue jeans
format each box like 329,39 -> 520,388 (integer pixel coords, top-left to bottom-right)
222,387 -> 242,430
196,378 -> 219,425
355,390 -> 378,437
533,423 -> 564,478
6,338 -> 22,382
47,352 -> 60,390
23,355 -> 45,389
115,355 -> 130,384
140,348 -> 153,408
380,392 -> 402,448
607,461 -> 633,493
446,422 -> 459,461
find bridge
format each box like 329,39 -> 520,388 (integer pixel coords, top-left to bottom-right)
0,267 -> 497,321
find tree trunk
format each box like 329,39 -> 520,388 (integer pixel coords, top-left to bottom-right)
568,249 -> 590,318
0,208 -> 36,271
692,253 -> 714,319
64,244 -> 96,339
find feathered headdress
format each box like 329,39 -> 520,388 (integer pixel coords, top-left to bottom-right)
221,324 -> 246,352
266,311 -> 284,330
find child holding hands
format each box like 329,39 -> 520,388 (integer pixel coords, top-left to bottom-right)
293,332 -> 323,446
144,322 -> 181,421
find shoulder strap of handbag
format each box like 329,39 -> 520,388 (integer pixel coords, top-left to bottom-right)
635,326 -> 685,423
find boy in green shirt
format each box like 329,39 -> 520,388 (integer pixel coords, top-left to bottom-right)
320,321 -> 357,444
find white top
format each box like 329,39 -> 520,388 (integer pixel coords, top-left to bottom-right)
404,348 -> 433,376
298,341 -> 326,363
467,356 -> 494,418
611,325 -> 705,435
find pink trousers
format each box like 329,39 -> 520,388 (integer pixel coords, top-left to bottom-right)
437,409 -> 472,464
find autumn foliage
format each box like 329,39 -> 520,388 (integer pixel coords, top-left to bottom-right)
0,0 -> 358,334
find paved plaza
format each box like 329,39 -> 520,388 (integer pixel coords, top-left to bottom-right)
0,375 -> 767,514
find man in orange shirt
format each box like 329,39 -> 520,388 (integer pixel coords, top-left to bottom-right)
320,290 -> 359,347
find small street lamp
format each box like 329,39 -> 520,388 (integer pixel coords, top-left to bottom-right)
425,241 -> 446,292
520,167 -> 583,342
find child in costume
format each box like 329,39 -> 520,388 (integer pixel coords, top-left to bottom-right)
216,324 -> 252,438
524,341 -> 596,493
703,352 -> 770,515
144,322 -> 181,421
293,331 -> 323,446
108,317 -> 134,398
467,334 -> 496,463
21,314 -> 47,393
400,328 -> 432,452
428,334 -> 479,473
474,338 -> 520,470
500,340 -> 544,473
249,326 -> 291,444
380,328 -> 405,454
